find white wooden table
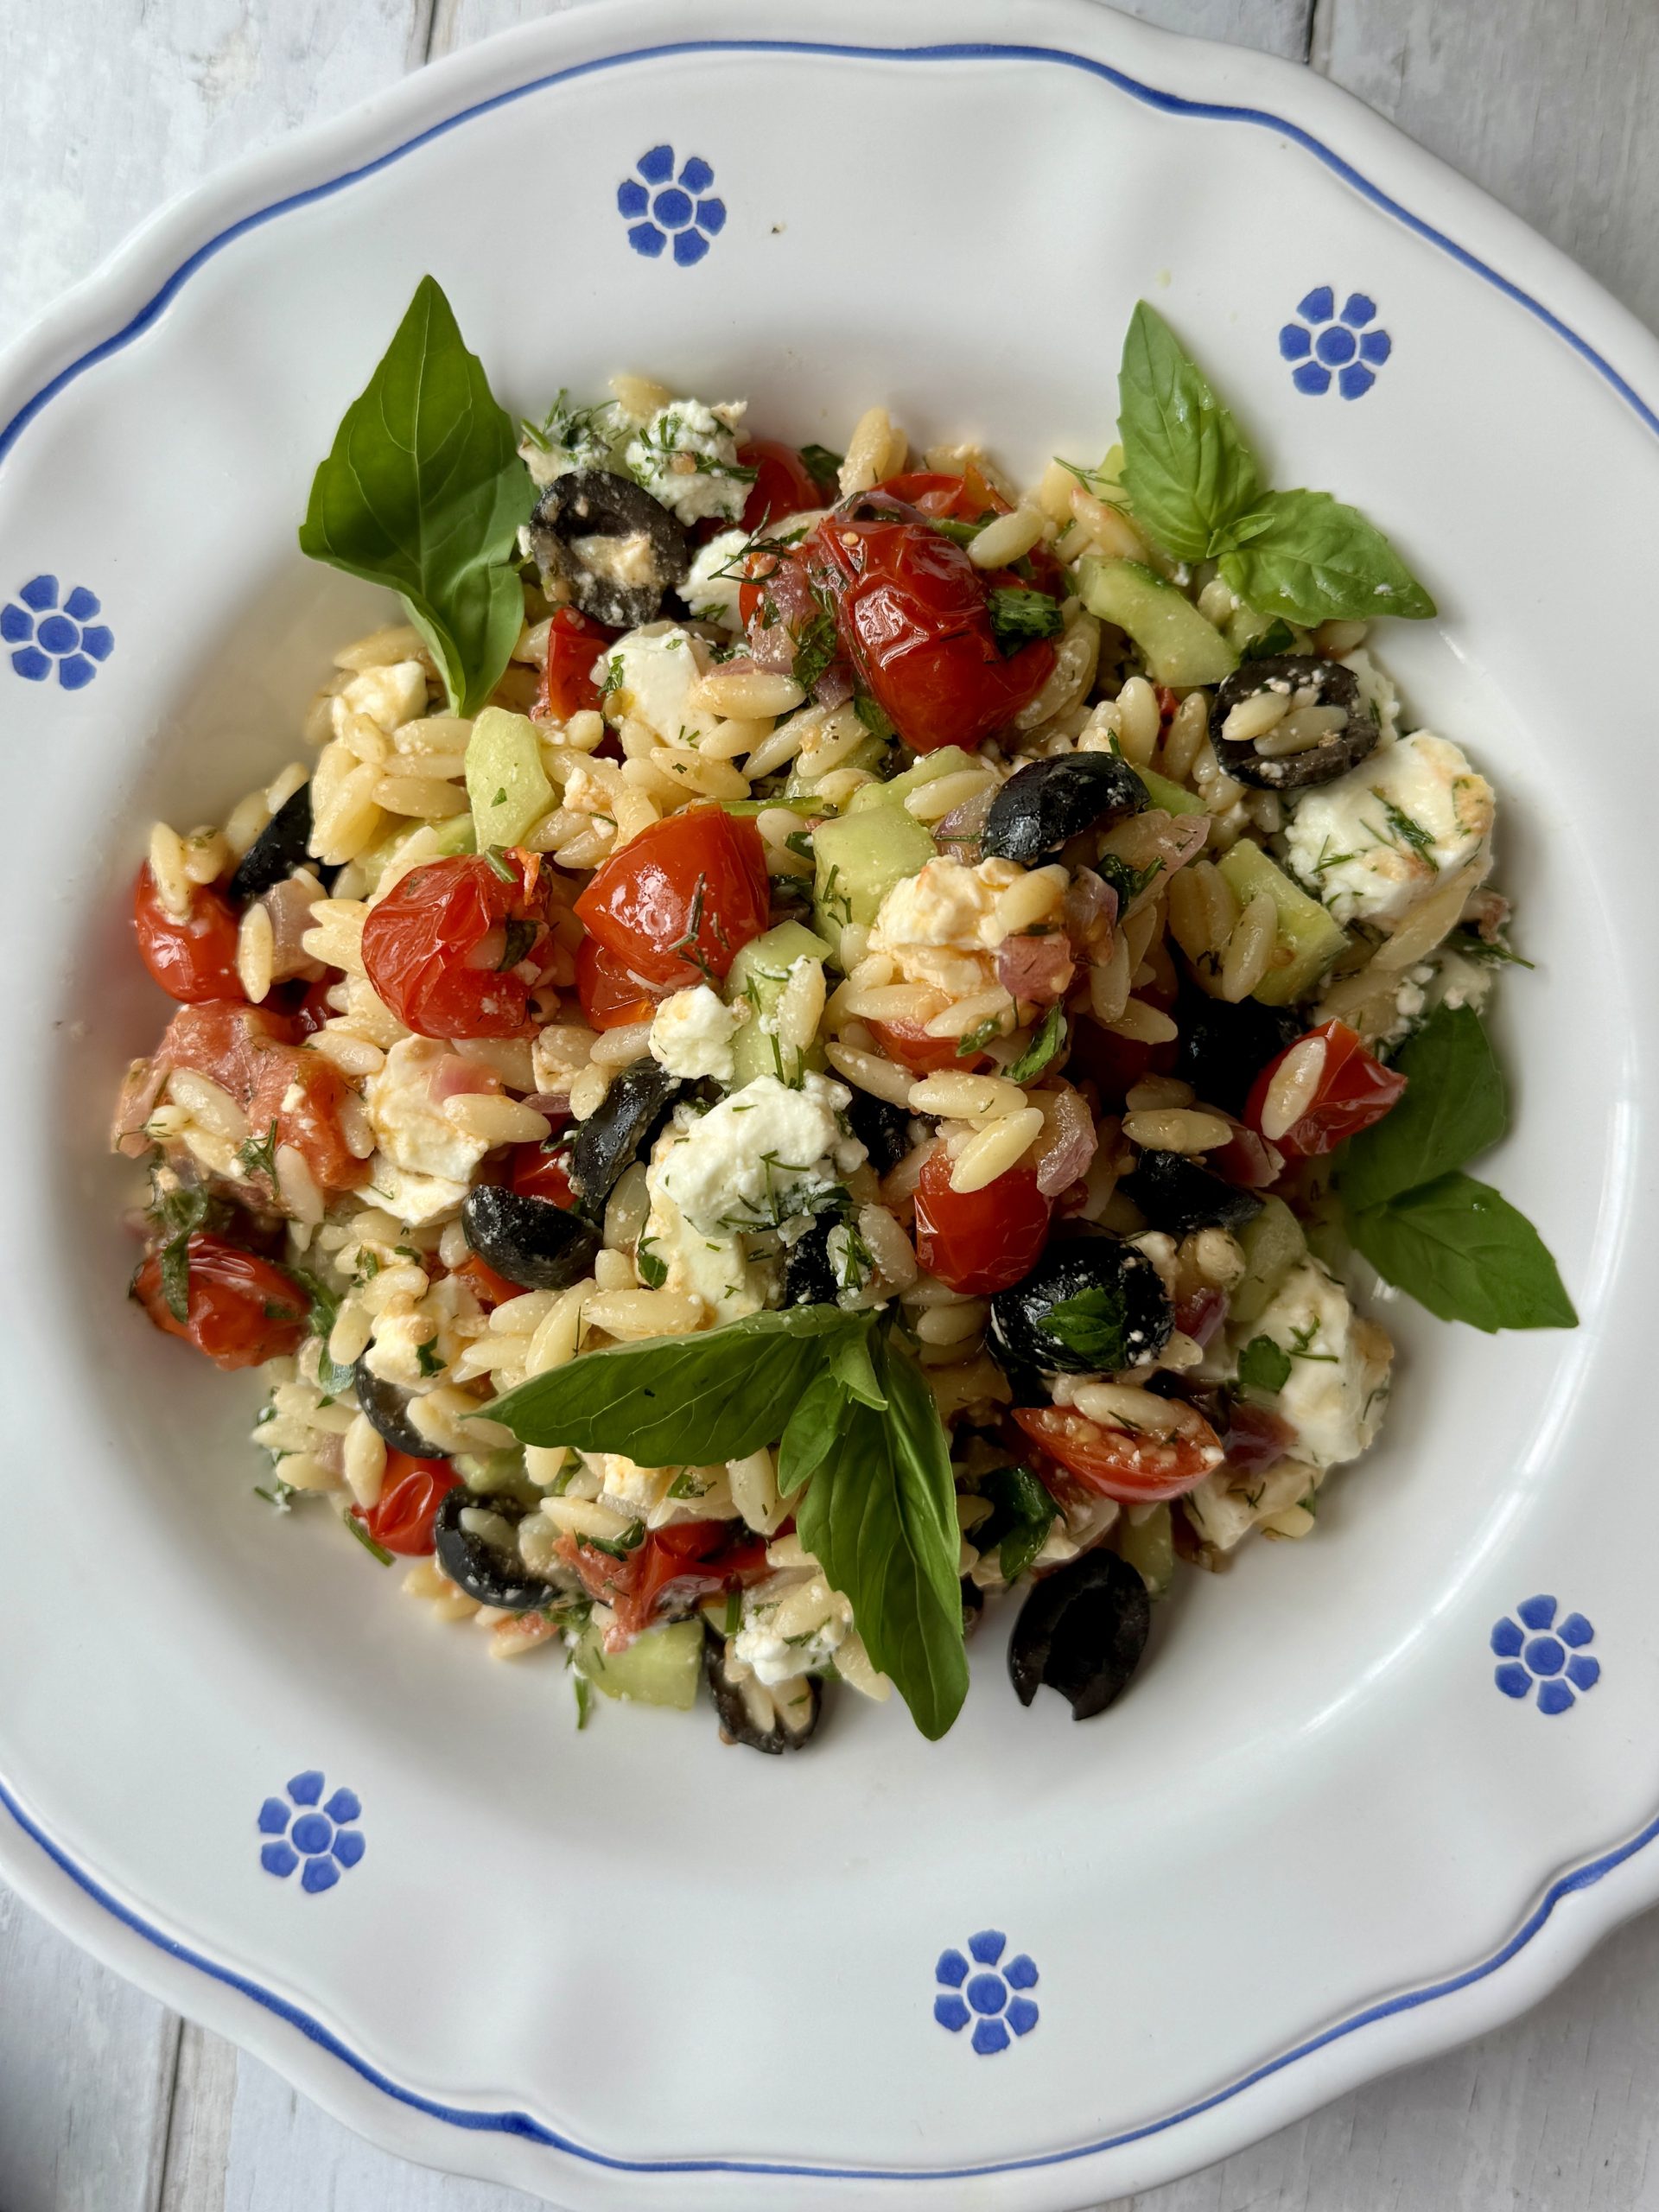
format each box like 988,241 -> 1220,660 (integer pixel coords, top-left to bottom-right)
3,3 -> 1657,2206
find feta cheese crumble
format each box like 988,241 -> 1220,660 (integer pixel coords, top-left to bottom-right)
365,1037 -> 493,1187
605,626 -> 710,744
518,393 -> 620,489
1283,730 -> 1495,931
623,398 -> 751,526
651,1071 -> 864,1236
868,855 -> 1067,993
1227,1257 -> 1393,1469
682,529 -> 751,631
649,985 -> 745,1084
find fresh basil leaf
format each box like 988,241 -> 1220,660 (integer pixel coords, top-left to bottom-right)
286,1267 -> 356,1395
1338,1004 -> 1507,1214
795,1334 -> 967,1740
853,695 -> 896,742
1218,488 -> 1435,626
987,588 -> 1065,652
976,1465 -> 1058,1584
298,275 -> 537,716
1117,301 -> 1262,563
1039,1283 -> 1131,1371
798,442 -> 843,491
1240,617 -> 1298,661
1236,1334 -> 1292,1394
1349,1173 -> 1576,1332
776,1365 -> 852,1498
829,1319 -> 887,1411
1005,1002 -> 1067,1083
486,1305 -> 870,1461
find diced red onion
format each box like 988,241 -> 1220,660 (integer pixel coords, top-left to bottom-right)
1176,1285 -> 1228,1348
812,661 -> 855,709
262,874 -> 326,984
1033,1083 -> 1096,1198
1208,1116 -> 1283,1190
111,1056 -> 168,1157
747,624 -> 797,673
1063,867 -> 1118,961
997,934 -> 1075,1007
429,1055 -> 501,1104
1223,1400 -> 1295,1475
934,785 -> 995,861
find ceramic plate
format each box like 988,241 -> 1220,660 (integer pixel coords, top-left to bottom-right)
2,2 -> 1656,2202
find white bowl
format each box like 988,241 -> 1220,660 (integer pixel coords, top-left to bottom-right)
2,3 -> 1656,2202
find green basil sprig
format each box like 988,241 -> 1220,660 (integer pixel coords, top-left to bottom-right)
299,276 -> 536,716
1116,302 -> 1435,626
1335,1004 -> 1575,1332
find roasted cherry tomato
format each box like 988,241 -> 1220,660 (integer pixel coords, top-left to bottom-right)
1243,1019 -> 1407,1160
1014,1400 -> 1224,1503
508,1143 -> 577,1209
574,805 -> 769,988
132,865 -> 244,1004
876,465 -> 1012,521
361,852 -> 548,1040
539,606 -> 616,723
866,1018 -> 989,1077
738,439 -> 823,532
560,1519 -> 768,1642
353,1452 -> 464,1556
158,1000 -> 367,1198
133,1233 -> 309,1370
912,1149 -> 1051,1296
451,1252 -> 523,1309
575,935 -> 663,1030
1063,1017 -> 1178,1105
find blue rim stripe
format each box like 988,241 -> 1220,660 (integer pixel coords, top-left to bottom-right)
1,36 -> 1656,472
0,1763 -> 1648,2178
3,32 -> 1655,2185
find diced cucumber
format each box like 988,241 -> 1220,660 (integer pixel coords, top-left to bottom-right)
573,1618 -> 702,1709
429,811 -> 478,856
719,797 -> 812,819
1077,557 -> 1238,687
1137,766 -> 1207,819
812,805 -> 935,957
848,746 -> 980,816
1216,839 -> 1349,1006
1116,1503 -> 1174,1599
356,810 -> 475,893
466,707 -> 553,851
725,921 -> 833,1086
786,732 -> 891,807
1229,1195 -> 1307,1327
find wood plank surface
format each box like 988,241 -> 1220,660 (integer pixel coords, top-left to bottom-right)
3,0 -> 1659,2207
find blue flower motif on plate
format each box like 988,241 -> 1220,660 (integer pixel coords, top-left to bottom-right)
2,575 -> 114,688
618,144 -> 727,265
1279,288 -> 1393,399
257,1770 -> 365,1892
1491,1594 -> 1599,1715
934,1929 -> 1039,2055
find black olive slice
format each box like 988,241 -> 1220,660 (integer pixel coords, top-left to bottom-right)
226,785 -> 315,904
981,753 -> 1150,865
353,1356 -> 443,1461
526,469 -> 690,629
846,1090 -> 912,1179
1119,1151 -> 1264,1236
987,1237 -> 1173,1379
1210,656 -> 1378,792
782,1217 -> 838,1307
1173,989 -> 1300,1116
432,1488 -> 556,1613
461,1185 -> 602,1293
702,1625 -> 823,1754
567,1061 -> 682,1210
1008,1547 -> 1151,1719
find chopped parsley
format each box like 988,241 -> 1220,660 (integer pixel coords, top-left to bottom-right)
414,1338 -> 446,1379
987,587 -> 1065,654
636,1236 -> 668,1289
956,1013 -> 1006,1058
1095,854 -> 1163,909
1236,1335 -> 1291,1394
852,695 -> 896,742
236,1118 -> 282,1185
798,442 -> 843,491
791,605 -> 839,694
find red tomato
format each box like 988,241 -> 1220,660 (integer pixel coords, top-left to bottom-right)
912,1149 -> 1051,1296
289,976 -> 338,1039
353,1452 -> 462,1556
559,1519 -> 768,1643
575,935 -> 663,1030
132,1233 -> 309,1370
574,805 -> 769,988
132,865 -> 244,1004
159,1000 -> 367,1197
1064,1017 -> 1178,1104
451,1252 -> 523,1309
867,1018 -> 989,1077
361,852 -> 549,1040
877,465 -> 1012,521
1014,1400 -> 1224,1503
1243,1019 -> 1408,1161
738,439 -> 823,531
539,607 -> 615,723
509,1144 -> 577,1208
1206,1115 -> 1283,1190
737,529 -> 832,638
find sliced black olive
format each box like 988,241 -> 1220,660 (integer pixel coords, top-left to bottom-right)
702,1625 -> 823,1754
526,469 -> 690,629
982,753 -> 1149,865
782,1217 -> 838,1306
567,1060 -> 682,1210
1119,1151 -> 1264,1236
988,1236 -> 1173,1379
846,1090 -> 912,1178
461,1185 -> 602,1292
1174,989 -> 1300,1116
961,1577 -> 984,1630
1210,656 -> 1378,792
226,785 -> 315,904
432,1488 -> 556,1613
1009,1547 -> 1151,1719
352,1356 -> 443,1461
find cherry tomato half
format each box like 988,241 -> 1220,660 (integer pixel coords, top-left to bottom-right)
353,1452 -> 463,1556
574,805 -> 770,988
539,606 -> 616,723
1014,1401 -> 1224,1503
560,1519 -> 768,1642
1243,1019 -> 1407,1161
876,465 -> 1012,522
509,1143 -> 577,1208
575,935 -> 664,1030
361,852 -> 548,1040
159,1000 -> 367,1198
912,1149 -> 1051,1296
738,439 -> 823,532
133,1233 -> 309,1370
133,864 -> 244,1004
866,1018 -> 989,1077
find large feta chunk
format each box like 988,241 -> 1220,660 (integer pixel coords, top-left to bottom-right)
607,625 -> 709,743
734,1571 -> 850,1686
682,529 -> 751,631
1184,1456 -> 1325,1554
639,1184 -> 764,1325
650,1071 -> 863,1236
649,985 -> 744,1083
362,1154 -> 470,1228
1226,1257 -> 1392,1468
624,398 -> 751,526
1283,730 -> 1495,931
365,1036 -> 493,1185
868,855 -> 1066,993
333,659 -> 429,737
